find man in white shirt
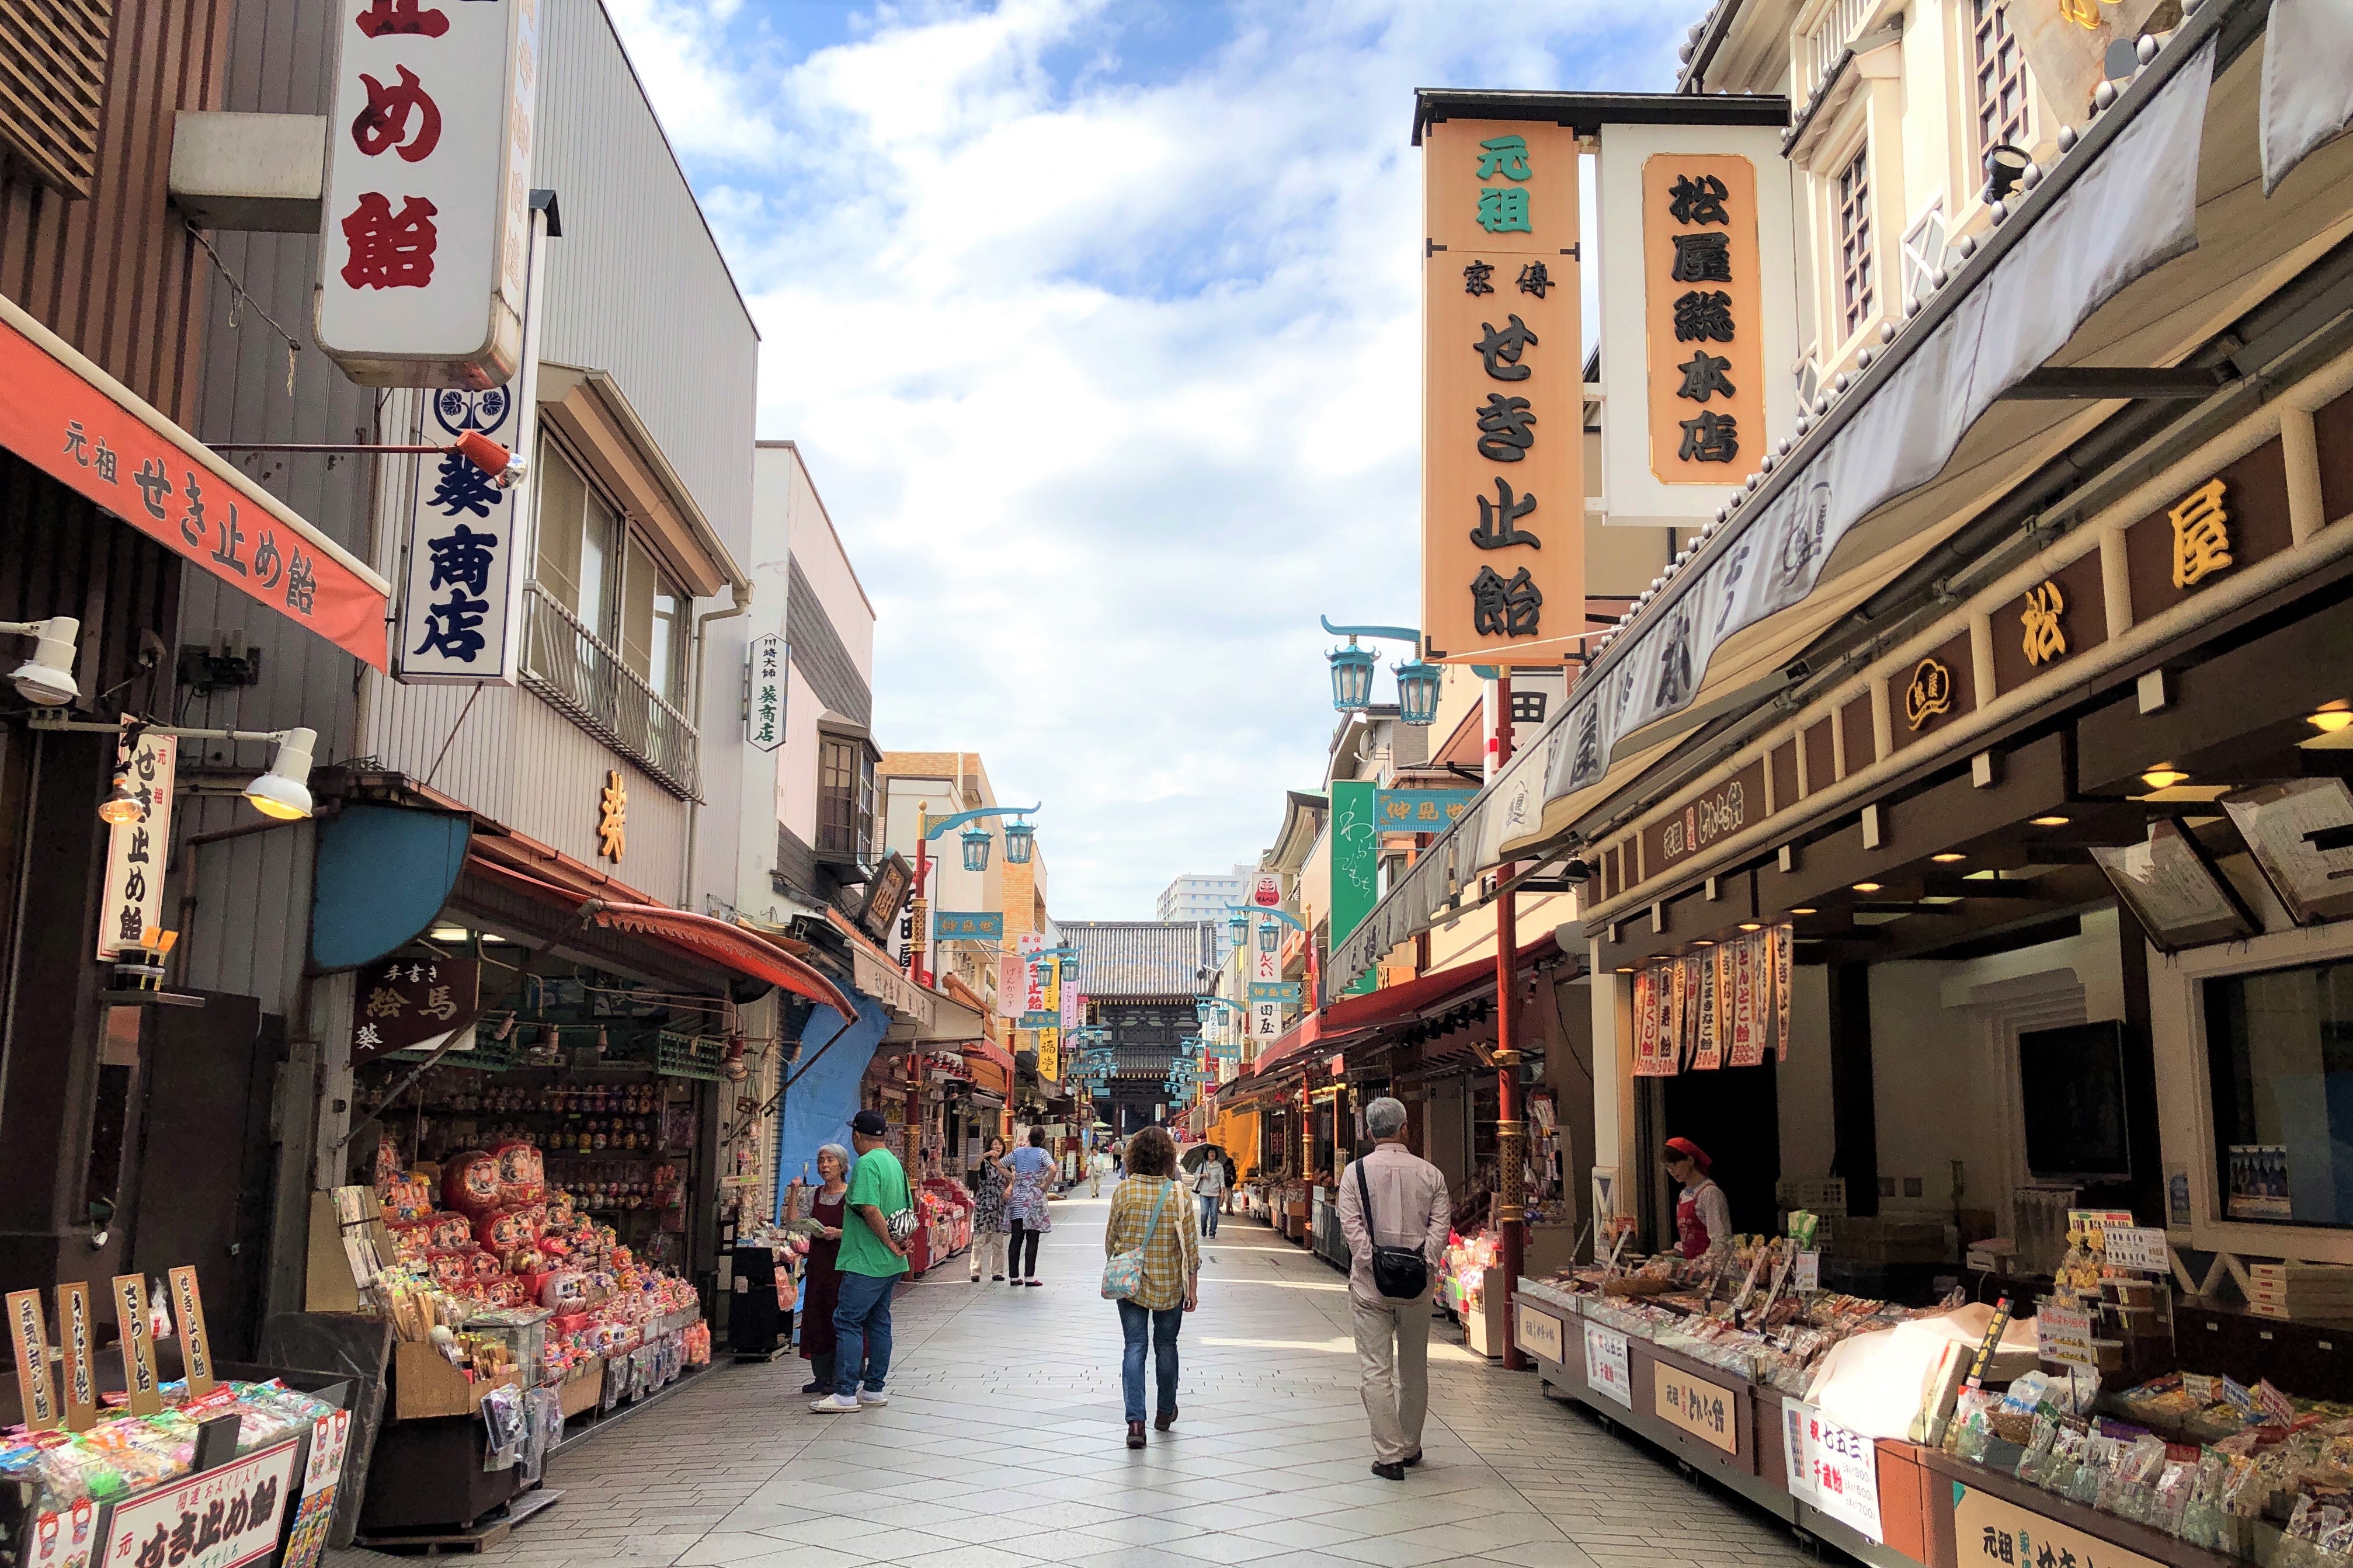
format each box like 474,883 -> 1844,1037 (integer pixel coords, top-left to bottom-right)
1190,1145 -> 1228,1237
1334,1097 -> 1451,1480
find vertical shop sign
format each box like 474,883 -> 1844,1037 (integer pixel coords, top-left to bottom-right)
1330,781 -> 1379,996
1633,966 -> 1677,1076
745,634 -> 786,751
1728,931 -> 1765,1067
317,0 -> 539,386
1691,947 -> 1722,1070
995,955 -> 1023,1018
1420,119 -> 1583,660
1037,1027 -> 1059,1084
7,1289 -> 57,1430
57,1284 -> 95,1431
1774,921 -> 1794,1061
1642,157 -> 1765,485
395,386 -> 525,683
96,732 -> 176,961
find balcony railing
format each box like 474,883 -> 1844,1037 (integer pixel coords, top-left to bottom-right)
1794,0 -> 1880,106
519,580 -> 701,801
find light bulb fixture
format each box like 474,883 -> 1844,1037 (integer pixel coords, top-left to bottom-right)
2030,815 -> 2071,827
1851,881 -> 1883,893
1984,142 -> 2032,201
2311,710 -> 2353,733
2140,765 -> 2191,791
1693,939 -> 1716,947
242,726 -> 317,820
1003,818 -> 1035,865
1931,852 -> 1966,864
960,824 -> 992,873
97,772 -> 142,826
0,616 -> 80,706
1737,921 -> 1763,931
1789,907 -> 1817,916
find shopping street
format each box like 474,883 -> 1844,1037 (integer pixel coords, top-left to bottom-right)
326,1195 -> 1822,1568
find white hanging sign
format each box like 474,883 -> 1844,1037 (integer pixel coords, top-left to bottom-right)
317,0 -> 539,387
395,386 -> 526,683
96,733 -> 177,961
1783,1400 -> 1883,1542
746,635 -> 786,752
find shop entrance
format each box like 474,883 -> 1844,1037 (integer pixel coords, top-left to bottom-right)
1657,1058 -> 1781,1241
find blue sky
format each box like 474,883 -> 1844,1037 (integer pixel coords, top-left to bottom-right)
602,0 -> 1701,916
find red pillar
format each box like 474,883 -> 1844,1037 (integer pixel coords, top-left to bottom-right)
1493,676 -> 1527,1371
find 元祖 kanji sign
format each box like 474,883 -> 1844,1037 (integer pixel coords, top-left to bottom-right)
395,385 -> 527,682
96,732 -> 176,961
317,0 -> 540,386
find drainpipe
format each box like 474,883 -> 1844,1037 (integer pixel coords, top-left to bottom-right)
682,571 -> 755,910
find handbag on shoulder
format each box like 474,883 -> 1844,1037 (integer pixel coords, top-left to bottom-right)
1355,1157 -> 1430,1300
1101,1179 -> 1173,1301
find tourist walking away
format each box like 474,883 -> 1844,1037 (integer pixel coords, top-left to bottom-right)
1221,1150 -> 1238,1215
1190,1144 -> 1226,1237
1089,1146 -> 1110,1197
796,1143 -> 851,1392
968,1134 -> 1010,1282
1001,1127 -> 1055,1287
1334,1096 -> 1450,1479
1104,1125 -> 1200,1448
811,1110 -> 910,1412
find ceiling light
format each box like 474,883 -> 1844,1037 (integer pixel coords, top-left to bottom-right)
1615,966 -> 1635,974
1788,908 -> 1816,916
2031,815 -> 2070,827
1852,881 -> 1883,893
0,616 -> 80,706
97,773 -> 142,826
2140,764 -> 2190,791
242,727 -> 317,820
1932,853 -> 1966,863
428,926 -> 469,942
1737,921 -> 1763,931
1694,939 -> 1716,947
2309,710 -> 2353,733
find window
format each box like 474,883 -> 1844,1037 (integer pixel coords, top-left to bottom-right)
2205,957 -> 2353,1225
818,735 -> 874,862
1973,0 -> 2028,164
1838,146 -> 1875,338
618,534 -> 689,707
534,440 -> 622,643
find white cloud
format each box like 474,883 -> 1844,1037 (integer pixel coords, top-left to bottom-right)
605,0 -> 1692,914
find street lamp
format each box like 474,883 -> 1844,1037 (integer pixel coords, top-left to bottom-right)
1320,617 -> 1440,727
1004,818 -> 1035,865
960,825 -> 992,872
908,800 -> 1042,987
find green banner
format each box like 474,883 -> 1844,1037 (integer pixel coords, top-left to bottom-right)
1330,780 -> 1379,997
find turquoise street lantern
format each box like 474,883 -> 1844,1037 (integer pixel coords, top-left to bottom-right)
1195,999 -> 1214,1027
1003,817 -> 1035,865
1320,617 -> 1433,724
960,824 -> 992,872
1226,907 -> 1249,944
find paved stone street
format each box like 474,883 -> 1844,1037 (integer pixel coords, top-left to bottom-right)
332,1192 -> 1824,1568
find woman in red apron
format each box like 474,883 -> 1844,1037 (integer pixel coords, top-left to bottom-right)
1664,1137 -> 1733,1262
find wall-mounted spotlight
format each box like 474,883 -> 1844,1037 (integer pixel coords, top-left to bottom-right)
0,617 -> 80,705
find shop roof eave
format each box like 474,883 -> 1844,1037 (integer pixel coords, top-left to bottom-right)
1410,88 -> 1788,145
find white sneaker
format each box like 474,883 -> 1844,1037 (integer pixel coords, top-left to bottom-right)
809,1393 -> 861,1413
857,1389 -> 889,1406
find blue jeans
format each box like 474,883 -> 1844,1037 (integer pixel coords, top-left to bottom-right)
832,1271 -> 896,1397
1117,1299 -> 1183,1423
1198,1194 -> 1219,1237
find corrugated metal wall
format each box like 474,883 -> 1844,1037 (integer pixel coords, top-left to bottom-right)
0,0 -> 231,426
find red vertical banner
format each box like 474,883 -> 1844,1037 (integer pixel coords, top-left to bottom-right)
1633,966 -> 1677,1077
1728,935 -> 1764,1067
1691,951 -> 1721,1070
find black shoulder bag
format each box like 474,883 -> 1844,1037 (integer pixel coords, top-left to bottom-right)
1354,1157 -> 1430,1300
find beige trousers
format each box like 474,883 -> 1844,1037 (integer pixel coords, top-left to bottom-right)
1352,1298 -> 1431,1463
971,1229 -> 1007,1279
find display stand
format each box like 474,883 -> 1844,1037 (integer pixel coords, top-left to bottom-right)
726,1246 -> 795,1362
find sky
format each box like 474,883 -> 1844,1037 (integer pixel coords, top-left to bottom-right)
604,0 -> 1701,917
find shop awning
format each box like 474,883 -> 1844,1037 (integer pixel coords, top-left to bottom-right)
826,908 -> 988,1040
1254,933 -> 1566,1079
962,1037 -> 1015,1075
0,293 -> 391,667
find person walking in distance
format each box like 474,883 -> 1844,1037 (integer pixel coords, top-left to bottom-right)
1221,1150 -> 1238,1216
1190,1145 -> 1226,1239
810,1110 -> 911,1413
968,1134 -> 1010,1283
999,1127 -> 1055,1287
1104,1126 -> 1200,1448
1334,1096 -> 1450,1479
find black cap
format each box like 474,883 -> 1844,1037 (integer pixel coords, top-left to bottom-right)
851,1108 -> 889,1137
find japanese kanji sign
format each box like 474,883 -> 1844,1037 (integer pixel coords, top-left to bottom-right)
96,732 -> 176,962
98,1434 -> 299,1568
351,954 -> 480,1062
317,0 -> 540,385
1420,120 -> 1583,662
1949,1483 -> 2164,1568
936,911 -> 1003,941
1782,1400 -> 1882,1543
746,634 -> 787,752
1372,788 -> 1476,831
2,307 -> 389,667
395,385 -> 526,682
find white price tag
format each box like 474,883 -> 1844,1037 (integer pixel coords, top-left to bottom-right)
1784,1399 -> 1883,1543
1795,1250 -> 1820,1293
2103,1227 -> 2168,1274
2036,1304 -> 2097,1369
1582,1322 -> 1632,1409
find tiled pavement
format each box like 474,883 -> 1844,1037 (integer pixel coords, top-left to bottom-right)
329,1192 -> 1836,1568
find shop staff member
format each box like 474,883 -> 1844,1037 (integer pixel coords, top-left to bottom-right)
1664,1137 -> 1732,1261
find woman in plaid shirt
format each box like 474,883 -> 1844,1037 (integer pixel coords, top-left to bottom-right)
1105,1126 -> 1200,1448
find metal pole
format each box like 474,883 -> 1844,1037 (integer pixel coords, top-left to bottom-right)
1493,673 -> 1528,1371
910,805 -> 932,986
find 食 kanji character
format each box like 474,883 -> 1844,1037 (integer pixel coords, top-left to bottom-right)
1669,173 -> 1730,225
353,0 -> 447,37
1675,350 -> 1736,403
424,523 -> 500,596
339,194 -> 439,291
1473,394 -> 1537,463
134,458 -> 170,520
1471,564 -> 1543,638
1473,314 -> 1538,381
351,65 -> 442,163
1670,231 -> 1733,283
1678,409 -> 1739,464
1673,290 -> 1736,343
1468,476 -> 1540,550
1475,135 -> 1531,182
1516,260 -> 1551,298
1462,259 -> 1494,296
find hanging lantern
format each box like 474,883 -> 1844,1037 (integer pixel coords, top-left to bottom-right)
960,825 -> 992,872
1227,906 -> 1249,943
1394,656 -> 1442,726
1003,818 -> 1035,865
1257,920 -> 1279,956
1326,637 -> 1377,712
1195,998 -> 1213,1027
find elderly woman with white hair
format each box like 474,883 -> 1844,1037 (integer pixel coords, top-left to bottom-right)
797,1142 -> 853,1394
1333,1095 -> 1450,1480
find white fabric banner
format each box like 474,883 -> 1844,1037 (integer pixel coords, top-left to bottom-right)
2263,0 -> 2353,193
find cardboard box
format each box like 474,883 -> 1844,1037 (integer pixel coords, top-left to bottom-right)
391,1341 -> 519,1421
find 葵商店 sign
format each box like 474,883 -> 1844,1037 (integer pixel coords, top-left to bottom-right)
394,385 -> 529,683
317,0 -> 540,387
746,635 -> 787,752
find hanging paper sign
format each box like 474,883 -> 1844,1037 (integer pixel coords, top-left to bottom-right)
95,731 -> 176,961
1633,966 -> 1676,1077
57,1284 -> 96,1431
8,1289 -> 58,1430
1773,922 -> 1794,1062
97,1435 -> 298,1568
745,634 -> 786,752
1253,999 -> 1283,1039
168,1267 -> 216,1397
394,387 -> 526,684
995,955 -> 1023,1018
1691,948 -> 1722,1070
109,1275 -> 161,1416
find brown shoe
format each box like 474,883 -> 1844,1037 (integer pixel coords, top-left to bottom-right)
1126,1421 -> 1146,1449
1154,1407 -> 1177,1431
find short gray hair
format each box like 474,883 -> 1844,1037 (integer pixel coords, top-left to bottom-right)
1364,1097 -> 1407,1139
816,1143 -> 853,1176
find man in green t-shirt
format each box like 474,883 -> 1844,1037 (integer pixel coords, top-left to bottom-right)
812,1109 -> 912,1413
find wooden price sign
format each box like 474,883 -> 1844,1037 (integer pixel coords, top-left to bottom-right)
1655,1364 -> 1740,1454
110,1275 -> 161,1417
57,1283 -> 97,1431
168,1267 -> 215,1397
7,1288 -> 58,1430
